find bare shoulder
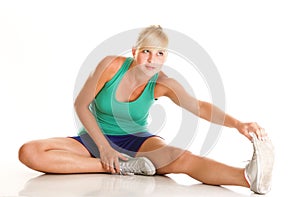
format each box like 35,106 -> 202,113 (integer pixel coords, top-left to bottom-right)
94,56 -> 126,77
75,56 -> 127,105
93,56 -> 126,94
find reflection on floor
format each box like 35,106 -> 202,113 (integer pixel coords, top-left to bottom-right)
2,162 -> 280,197
18,173 -> 253,197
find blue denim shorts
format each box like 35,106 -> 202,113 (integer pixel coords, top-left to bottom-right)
70,132 -> 158,158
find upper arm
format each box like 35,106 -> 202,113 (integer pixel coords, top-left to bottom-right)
157,77 -> 201,116
74,56 -> 123,108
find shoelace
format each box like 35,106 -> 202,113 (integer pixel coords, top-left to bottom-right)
119,159 -> 141,175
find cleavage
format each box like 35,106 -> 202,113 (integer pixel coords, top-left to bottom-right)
115,77 -> 147,103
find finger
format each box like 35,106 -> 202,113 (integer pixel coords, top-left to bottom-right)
255,128 -> 263,140
114,158 -> 120,173
260,128 -> 269,141
109,161 -> 116,174
244,131 -> 253,141
257,127 -> 268,141
100,160 -> 109,171
119,153 -> 128,161
249,132 -> 256,142
260,128 -> 267,136
103,162 -> 110,171
102,159 -> 111,171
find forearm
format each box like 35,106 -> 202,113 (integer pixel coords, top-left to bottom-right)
75,105 -> 111,149
199,101 -> 241,129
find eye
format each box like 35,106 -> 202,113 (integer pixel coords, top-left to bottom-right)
157,51 -> 164,56
142,49 -> 150,54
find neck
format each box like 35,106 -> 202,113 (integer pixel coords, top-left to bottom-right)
127,61 -> 153,86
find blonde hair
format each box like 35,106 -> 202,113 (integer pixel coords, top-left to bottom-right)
135,25 -> 169,49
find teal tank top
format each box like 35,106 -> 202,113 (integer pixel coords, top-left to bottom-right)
79,57 -> 159,136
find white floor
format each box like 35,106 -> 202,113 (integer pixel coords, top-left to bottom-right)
0,161 -> 292,197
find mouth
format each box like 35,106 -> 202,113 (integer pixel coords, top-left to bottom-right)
145,65 -> 156,70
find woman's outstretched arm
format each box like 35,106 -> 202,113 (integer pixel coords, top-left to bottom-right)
158,76 -> 267,140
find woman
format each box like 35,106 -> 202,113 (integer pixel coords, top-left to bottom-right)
19,25 -> 274,194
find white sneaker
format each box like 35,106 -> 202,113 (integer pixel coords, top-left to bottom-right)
119,154 -> 156,176
245,132 -> 275,194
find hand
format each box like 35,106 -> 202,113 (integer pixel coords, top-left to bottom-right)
236,122 -> 268,141
98,146 -> 128,174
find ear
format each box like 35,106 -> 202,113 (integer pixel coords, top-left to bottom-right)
132,47 -> 137,57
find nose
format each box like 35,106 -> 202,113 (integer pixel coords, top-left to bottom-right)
147,53 -> 153,63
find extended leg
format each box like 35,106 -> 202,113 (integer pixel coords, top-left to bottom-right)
136,137 -> 249,187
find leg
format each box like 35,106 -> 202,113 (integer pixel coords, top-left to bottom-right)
18,137 -> 109,174
136,137 -> 249,187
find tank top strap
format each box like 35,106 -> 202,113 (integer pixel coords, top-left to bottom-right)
120,57 -> 133,73
104,57 -> 133,88
150,73 -> 159,83
146,73 -> 159,99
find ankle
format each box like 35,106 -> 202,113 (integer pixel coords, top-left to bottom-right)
243,169 -> 251,188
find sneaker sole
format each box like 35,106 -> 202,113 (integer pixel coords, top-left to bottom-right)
251,133 -> 275,194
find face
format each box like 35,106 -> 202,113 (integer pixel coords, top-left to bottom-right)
132,47 -> 167,76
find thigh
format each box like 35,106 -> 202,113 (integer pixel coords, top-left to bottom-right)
136,137 -> 188,172
26,137 -> 92,158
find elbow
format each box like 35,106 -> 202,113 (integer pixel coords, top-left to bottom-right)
74,98 -> 92,116
198,101 -> 210,120
74,99 -> 80,112
74,98 -> 85,114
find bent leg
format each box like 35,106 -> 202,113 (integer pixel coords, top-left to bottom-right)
19,137 -> 108,174
136,137 -> 249,187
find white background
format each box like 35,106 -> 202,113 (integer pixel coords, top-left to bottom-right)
1,0 -> 299,196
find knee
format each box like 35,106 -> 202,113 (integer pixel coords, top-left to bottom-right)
18,141 -> 42,168
169,149 -> 193,172
167,148 -> 192,164
156,148 -> 193,174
